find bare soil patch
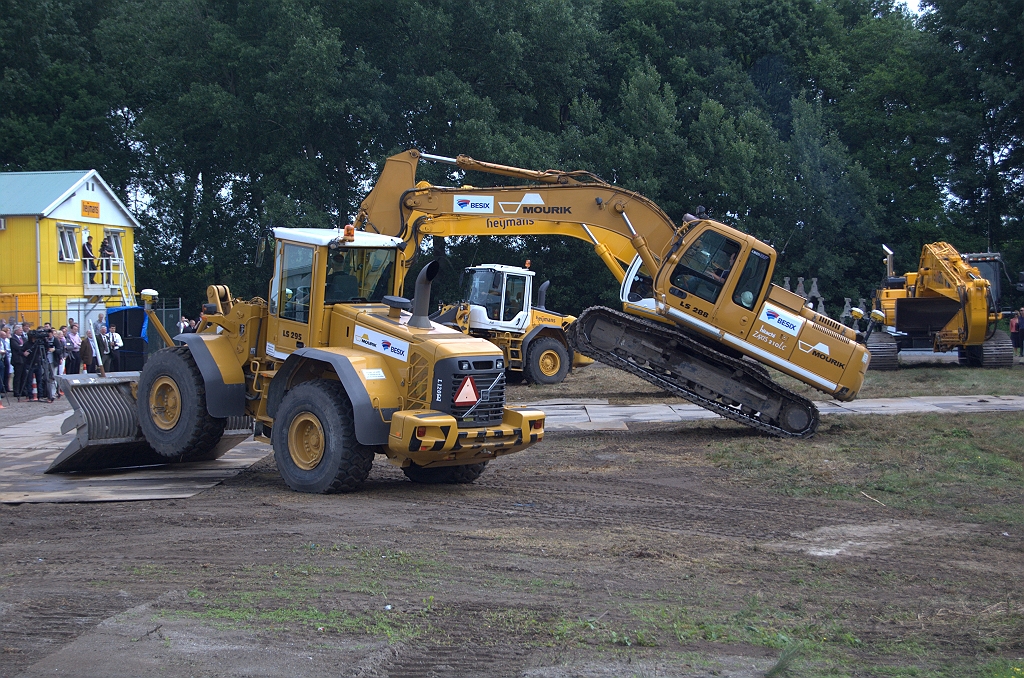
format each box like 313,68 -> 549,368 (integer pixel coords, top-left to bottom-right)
3,407 -> 1023,676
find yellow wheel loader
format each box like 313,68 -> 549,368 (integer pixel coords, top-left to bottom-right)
868,243 -> 1013,369
49,228 -> 545,492
354,150 -> 878,438
430,263 -> 593,384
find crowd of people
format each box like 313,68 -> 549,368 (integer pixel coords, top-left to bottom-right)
0,314 -> 123,402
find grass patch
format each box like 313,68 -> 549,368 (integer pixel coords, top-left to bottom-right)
709,412 -> 1024,524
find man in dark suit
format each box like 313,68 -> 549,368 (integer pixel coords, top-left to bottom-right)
82,235 -> 97,284
10,325 -> 27,396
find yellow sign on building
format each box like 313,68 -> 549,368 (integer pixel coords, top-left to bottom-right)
81,200 -> 100,218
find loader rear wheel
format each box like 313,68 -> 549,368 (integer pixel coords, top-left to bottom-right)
272,379 -> 375,493
138,347 -> 226,458
526,337 -> 569,384
402,461 -> 488,484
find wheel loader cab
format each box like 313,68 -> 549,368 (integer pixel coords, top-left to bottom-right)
265,228 -> 401,359
464,265 -> 533,332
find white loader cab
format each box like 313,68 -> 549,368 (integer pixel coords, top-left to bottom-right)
463,264 -> 536,333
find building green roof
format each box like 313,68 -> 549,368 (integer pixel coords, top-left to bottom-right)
0,170 -> 139,227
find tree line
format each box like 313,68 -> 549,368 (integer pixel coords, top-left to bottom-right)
2,0 -> 1021,314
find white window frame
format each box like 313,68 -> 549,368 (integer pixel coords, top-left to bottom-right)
106,229 -> 125,260
57,223 -> 80,262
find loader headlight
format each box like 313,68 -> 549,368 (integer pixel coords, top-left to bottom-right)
496,359 -> 504,369
458,360 -> 471,370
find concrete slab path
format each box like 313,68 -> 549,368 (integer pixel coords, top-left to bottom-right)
519,395 -> 1024,431
3,395 -> 1023,503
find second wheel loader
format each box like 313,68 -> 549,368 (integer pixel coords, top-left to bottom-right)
431,263 -> 593,384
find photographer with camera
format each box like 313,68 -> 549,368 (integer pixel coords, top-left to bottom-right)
18,327 -> 53,402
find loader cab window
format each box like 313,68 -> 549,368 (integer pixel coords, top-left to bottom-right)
503,274 -> 528,321
279,244 -> 314,323
466,269 -> 503,321
325,247 -> 397,304
670,231 -> 741,303
732,249 -> 771,310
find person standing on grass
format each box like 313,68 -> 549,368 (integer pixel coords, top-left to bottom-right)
1011,311 -> 1020,358
1016,307 -> 1024,359
0,328 -> 9,394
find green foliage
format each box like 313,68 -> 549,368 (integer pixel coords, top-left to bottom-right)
2,0 -> 1020,310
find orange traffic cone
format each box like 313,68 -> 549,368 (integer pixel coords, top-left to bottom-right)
30,375 -> 38,401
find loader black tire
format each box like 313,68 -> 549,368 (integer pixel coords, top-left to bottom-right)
402,461 -> 488,484
504,369 -> 525,385
137,347 -> 226,459
525,336 -> 570,385
272,379 -> 375,494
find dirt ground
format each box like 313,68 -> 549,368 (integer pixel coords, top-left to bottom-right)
2,367 -> 1023,676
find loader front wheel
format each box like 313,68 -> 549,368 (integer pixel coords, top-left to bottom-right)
138,347 -> 226,458
525,337 -> 570,385
402,461 -> 488,484
272,380 -> 375,493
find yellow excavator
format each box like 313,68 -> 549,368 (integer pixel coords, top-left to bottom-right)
868,243 -> 1013,369
355,150 -> 877,438
431,262 -> 593,384
51,227 -> 545,492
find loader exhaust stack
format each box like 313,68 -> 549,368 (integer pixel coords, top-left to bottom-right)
408,260 -> 440,328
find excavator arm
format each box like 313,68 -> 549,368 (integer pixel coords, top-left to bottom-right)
356,149 -> 705,284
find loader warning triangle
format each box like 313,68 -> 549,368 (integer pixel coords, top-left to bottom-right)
453,375 -> 480,406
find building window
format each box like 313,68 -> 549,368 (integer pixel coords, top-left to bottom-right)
106,230 -> 125,260
57,223 -> 79,262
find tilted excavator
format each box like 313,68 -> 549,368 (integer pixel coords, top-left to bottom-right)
355,150 -> 876,438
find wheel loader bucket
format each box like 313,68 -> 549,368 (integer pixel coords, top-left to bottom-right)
46,373 -> 254,474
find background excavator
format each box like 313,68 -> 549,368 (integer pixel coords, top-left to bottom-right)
430,262 -> 593,384
868,243 -> 1014,369
355,150 -> 877,438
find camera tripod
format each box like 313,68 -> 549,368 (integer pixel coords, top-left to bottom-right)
15,338 -> 54,402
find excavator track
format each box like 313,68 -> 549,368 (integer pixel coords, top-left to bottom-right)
866,332 -> 899,371
958,329 -> 1014,368
569,307 -> 819,438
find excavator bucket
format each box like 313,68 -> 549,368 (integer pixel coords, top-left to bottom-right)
46,372 -> 254,474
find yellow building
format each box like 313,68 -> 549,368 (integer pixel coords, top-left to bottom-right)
0,170 -> 137,327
